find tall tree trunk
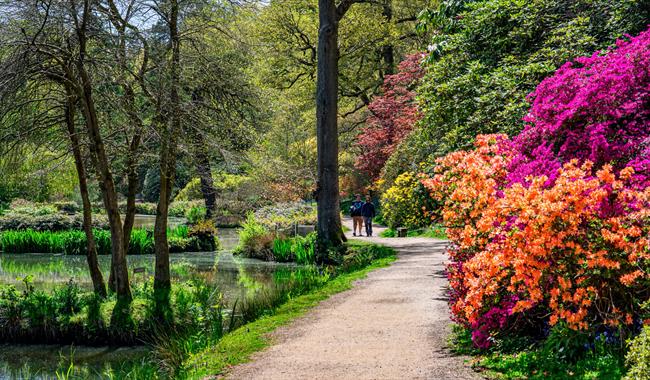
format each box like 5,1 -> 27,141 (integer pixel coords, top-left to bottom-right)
64,87 -> 106,298
102,2 -> 143,291
74,0 -> 131,303
195,144 -> 216,220
315,0 -> 345,260
153,0 -> 180,319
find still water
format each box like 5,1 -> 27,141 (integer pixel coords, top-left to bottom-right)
0,218 -> 300,379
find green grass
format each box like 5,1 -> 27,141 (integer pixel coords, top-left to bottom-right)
184,253 -> 397,379
0,226 -> 203,255
379,224 -> 447,239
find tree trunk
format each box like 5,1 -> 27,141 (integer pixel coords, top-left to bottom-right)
103,4 -> 143,291
315,0 -> 346,259
153,0 -> 180,318
195,145 -> 217,220
75,0 -> 131,302
64,87 -> 106,298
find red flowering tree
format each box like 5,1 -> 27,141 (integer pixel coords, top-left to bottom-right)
354,53 -> 425,180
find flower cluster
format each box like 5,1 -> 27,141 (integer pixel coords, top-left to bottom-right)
421,28 -> 650,347
509,27 -> 650,188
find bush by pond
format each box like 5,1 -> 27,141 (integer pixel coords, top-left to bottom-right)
254,201 -> 317,231
234,205 -> 318,262
0,211 -> 109,232
0,224 -> 219,255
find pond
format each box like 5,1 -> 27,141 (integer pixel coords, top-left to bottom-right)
128,214 -> 186,229
0,224 -> 302,378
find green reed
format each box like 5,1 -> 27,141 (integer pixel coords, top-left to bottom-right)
0,227 -> 196,255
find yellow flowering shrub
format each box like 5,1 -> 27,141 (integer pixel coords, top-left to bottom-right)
380,171 -> 431,229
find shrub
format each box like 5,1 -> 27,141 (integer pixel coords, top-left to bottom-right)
254,201 -> 317,231
626,326 -> 650,380
0,211 -> 109,232
423,137 -> 649,347
414,0 -> 649,157
185,206 -> 207,225
271,233 -> 316,264
508,27 -> 650,188
234,213 -> 274,259
188,221 -> 220,252
420,29 -> 650,349
354,53 -> 425,180
380,172 -> 433,229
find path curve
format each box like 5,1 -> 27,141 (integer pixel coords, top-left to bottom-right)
224,219 -> 482,380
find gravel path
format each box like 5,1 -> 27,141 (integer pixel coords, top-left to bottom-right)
224,219 -> 482,380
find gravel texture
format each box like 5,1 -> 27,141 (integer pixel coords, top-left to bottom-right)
224,219 -> 483,380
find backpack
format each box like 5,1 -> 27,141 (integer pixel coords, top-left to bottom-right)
350,202 -> 362,216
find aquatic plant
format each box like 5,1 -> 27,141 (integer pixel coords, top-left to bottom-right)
0,227 -> 207,255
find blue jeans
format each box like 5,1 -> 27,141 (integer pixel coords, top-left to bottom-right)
363,217 -> 373,236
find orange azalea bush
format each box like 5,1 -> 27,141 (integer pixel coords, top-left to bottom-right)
422,136 -> 650,348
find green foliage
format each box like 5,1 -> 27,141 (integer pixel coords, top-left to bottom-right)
185,205 -> 207,225
234,213 -> 274,259
271,233 -> 316,264
187,221 -> 220,252
0,149 -> 78,204
379,225 -> 447,239
380,172 -> 434,229
0,202 -> 109,231
625,326 -> 650,380
254,202 -> 317,231
450,324 -> 627,379
0,227 -> 205,255
340,242 -> 396,272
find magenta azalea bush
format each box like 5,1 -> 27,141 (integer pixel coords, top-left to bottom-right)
509,27 -> 650,189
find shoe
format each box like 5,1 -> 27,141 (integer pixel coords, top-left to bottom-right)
353,233 -> 356,236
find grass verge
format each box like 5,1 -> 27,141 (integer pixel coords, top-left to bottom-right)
183,254 -> 396,379
379,224 -> 447,239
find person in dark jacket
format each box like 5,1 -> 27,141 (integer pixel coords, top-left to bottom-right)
350,194 -> 364,236
361,195 -> 376,237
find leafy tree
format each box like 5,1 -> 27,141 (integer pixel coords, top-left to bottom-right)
354,53 -> 425,181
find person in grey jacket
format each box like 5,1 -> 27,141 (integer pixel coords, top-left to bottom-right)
361,195 -> 376,237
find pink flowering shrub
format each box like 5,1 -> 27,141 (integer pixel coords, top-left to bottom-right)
509,28 -> 650,189
422,27 -> 650,348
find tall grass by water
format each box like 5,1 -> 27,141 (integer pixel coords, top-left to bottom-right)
0,227 -> 196,255
271,233 -> 316,264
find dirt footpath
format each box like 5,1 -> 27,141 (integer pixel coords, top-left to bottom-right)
224,220 -> 482,380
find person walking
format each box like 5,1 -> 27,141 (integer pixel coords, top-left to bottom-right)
350,194 -> 364,236
361,195 -> 376,237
